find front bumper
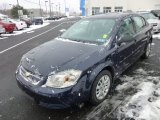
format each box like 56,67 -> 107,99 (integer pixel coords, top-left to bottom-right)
152,25 -> 160,33
16,69 -> 89,109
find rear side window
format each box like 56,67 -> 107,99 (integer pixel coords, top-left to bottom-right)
132,16 -> 146,32
141,17 -> 147,26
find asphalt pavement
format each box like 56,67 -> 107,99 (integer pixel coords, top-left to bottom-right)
0,17 -> 160,120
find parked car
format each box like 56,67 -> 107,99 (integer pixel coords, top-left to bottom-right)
45,16 -> 61,21
151,10 -> 160,19
45,17 -> 57,21
4,18 -> 27,30
16,13 -> 152,109
32,18 -> 43,25
139,12 -> 160,33
0,25 -> 5,35
0,20 -> 16,33
20,18 -> 32,28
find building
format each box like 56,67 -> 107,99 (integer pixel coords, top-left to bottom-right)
80,0 -> 86,16
85,0 -> 160,16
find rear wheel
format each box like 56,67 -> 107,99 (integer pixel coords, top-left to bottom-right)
90,70 -> 112,105
14,26 -> 19,31
142,42 -> 151,59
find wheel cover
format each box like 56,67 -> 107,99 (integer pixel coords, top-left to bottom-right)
95,75 -> 111,100
146,43 -> 151,57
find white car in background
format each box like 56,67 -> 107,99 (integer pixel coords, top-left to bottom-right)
5,18 -> 27,30
0,25 -> 5,34
139,12 -> 160,33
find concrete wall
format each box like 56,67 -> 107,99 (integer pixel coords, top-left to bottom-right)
85,0 -> 160,16
127,0 -> 160,11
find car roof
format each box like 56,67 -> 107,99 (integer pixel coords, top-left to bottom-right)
137,11 -> 151,14
85,12 -> 139,20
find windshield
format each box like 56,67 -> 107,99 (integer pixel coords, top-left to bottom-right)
61,19 -> 116,44
141,13 -> 158,20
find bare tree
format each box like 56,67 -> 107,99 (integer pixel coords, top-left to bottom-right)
0,3 -> 9,14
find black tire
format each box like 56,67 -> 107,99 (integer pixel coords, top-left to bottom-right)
90,70 -> 112,105
142,42 -> 151,59
9,31 -> 13,34
16,27 -> 19,31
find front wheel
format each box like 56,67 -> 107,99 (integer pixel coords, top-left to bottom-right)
142,42 -> 151,59
9,31 -> 13,34
90,70 -> 112,105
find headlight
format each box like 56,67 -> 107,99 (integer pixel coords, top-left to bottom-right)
45,69 -> 82,88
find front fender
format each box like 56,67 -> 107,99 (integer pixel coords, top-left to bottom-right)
85,59 -> 114,89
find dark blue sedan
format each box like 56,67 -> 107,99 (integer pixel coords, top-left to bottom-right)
16,13 -> 152,109
32,18 -> 43,25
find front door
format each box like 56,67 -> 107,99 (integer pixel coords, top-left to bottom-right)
114,17 -> 136,73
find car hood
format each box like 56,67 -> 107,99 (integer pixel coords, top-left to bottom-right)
147,19 -> 160,24
21,38 -> 107,77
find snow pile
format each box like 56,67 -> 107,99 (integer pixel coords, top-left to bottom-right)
153,33 -> 160,39
1,22 -> 50,37
67,16 -> 76,18
0,37 -> 7,40
115,68 -> 160,120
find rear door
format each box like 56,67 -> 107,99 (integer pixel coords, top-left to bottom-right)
131,16 -> 151,60
114,17 -> 136,73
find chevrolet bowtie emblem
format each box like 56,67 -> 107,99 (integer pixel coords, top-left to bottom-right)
25,72 -> 31,77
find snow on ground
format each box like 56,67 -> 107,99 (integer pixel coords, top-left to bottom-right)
1,22 -> 50,37
59,29 -> 66,33
67,16 -> 76,18
0,37 -> 7,40
153,33 -> 160,39
85,68 -> 160,120
113,68 -> 160,120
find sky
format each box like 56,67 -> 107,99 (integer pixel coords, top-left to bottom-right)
0,0 -> 81,13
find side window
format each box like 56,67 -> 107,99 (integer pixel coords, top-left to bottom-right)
141,17 -> 147,27
117,18 -> 135,41
132,16 -> 145,32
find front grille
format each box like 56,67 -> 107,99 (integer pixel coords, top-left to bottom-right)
19,66 -> 43,85
152,23 -> 158,27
